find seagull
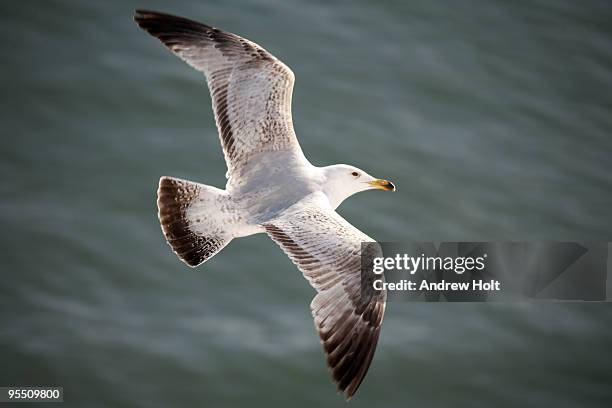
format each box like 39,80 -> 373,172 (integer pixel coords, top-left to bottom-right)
134,10 -> 395,399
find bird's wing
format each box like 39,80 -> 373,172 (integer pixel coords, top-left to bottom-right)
134,10 -> 301,178
263,193 -> 386,399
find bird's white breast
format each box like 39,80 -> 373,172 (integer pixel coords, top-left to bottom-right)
226,150 -> 324,225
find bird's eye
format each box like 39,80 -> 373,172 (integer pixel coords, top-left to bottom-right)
351,172 -> 359,177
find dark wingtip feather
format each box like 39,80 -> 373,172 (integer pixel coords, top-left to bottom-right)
133,8 -> 219,53
314,295 -> 384,400
134,9 -> 210,31
133,9 -> 169,27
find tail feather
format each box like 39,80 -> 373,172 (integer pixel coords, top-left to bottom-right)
157,176 -> 231,267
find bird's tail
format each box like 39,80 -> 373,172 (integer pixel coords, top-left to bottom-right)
157,176 -> 233,267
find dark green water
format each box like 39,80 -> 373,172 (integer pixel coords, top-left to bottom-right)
2,0 -> 612,406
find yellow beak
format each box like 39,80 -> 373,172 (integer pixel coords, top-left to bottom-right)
366,179 -> 396,191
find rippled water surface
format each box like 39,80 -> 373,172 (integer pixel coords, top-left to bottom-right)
1,0 -> 611,407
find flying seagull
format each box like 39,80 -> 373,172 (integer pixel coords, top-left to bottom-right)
134,10 -> 395,399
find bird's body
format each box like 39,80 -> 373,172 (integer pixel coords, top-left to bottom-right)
135,10 -> 394,399
226,150 -> 319,228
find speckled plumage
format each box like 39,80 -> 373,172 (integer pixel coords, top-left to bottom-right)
135,10 -> 391,399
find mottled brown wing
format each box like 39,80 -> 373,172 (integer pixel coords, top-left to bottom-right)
264,194 -> 386,399
134,10 -> 301,178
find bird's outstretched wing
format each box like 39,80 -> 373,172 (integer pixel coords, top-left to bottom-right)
264,193 -> 386,399
134,10 -> 301,178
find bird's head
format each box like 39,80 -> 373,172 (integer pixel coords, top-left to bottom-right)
321,164 -> 395,209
